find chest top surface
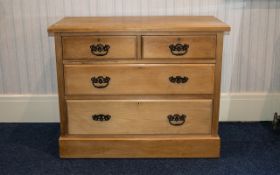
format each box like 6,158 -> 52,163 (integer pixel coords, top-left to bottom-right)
48,16 -> 230,33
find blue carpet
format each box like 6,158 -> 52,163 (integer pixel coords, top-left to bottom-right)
0,122 -> 279,175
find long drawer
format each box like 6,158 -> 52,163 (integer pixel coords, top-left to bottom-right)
64,64 -> 215,95
67,99 -> 212,135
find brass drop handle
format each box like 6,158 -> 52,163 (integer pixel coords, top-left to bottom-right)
92,114 -> 111,121
91,76 -> 110,88
167,114 -> 186,126
169,76 -> 188,84
90,43 -> 110,56
169,43 -> 189,56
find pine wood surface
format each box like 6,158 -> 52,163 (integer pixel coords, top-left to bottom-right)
142,35 -> 216,59
62,36 -> 137,59
59,135 -> 220,158
48,16 -> 230,33
64,64 -> 215,95
67,99 -> 212,134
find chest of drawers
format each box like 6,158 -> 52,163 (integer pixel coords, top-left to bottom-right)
48,16 -> 230,158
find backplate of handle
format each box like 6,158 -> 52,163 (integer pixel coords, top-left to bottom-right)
169,76 -> 188,84
90,43 -> 110,56
167,114 -> 186,126
91,76 -> 110,88
92,114 -> 111,121
169,43 -> 189,56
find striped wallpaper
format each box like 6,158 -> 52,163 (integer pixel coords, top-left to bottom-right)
0,0 -> 279,94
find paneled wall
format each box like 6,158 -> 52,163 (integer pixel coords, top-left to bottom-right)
0,0 -> 279,94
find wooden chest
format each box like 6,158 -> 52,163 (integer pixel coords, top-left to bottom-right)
48,16 -> 230,158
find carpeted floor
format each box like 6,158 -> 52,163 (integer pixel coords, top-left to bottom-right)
0,122 -> 279,175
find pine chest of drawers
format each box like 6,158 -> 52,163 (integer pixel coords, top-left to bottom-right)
48,16 -> 230,158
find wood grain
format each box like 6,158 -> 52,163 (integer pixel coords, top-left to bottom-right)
64,94 -> 214,100
64,64 -> 215,95
48,16 -> 230,33
59,135 -> 220,158
67,99 -> 212,135
62,59 -> 216,64
62,36 -> 137,59
54,33 -> 67,135
142,35 -> 216,59
212,33 -> 224,135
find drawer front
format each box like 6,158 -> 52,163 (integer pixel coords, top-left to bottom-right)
64,64 -> 215,95
67,99 -> 212,134
142,36 -> 216,59
62,36 -> 137,59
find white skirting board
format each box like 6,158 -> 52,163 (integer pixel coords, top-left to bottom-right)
0,93 -> 279,122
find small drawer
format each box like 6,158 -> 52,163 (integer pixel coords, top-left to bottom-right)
67,99 -> 212,135
62,36 -> 137,59
64,64 -> 215,95
142,35 -> 216,59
